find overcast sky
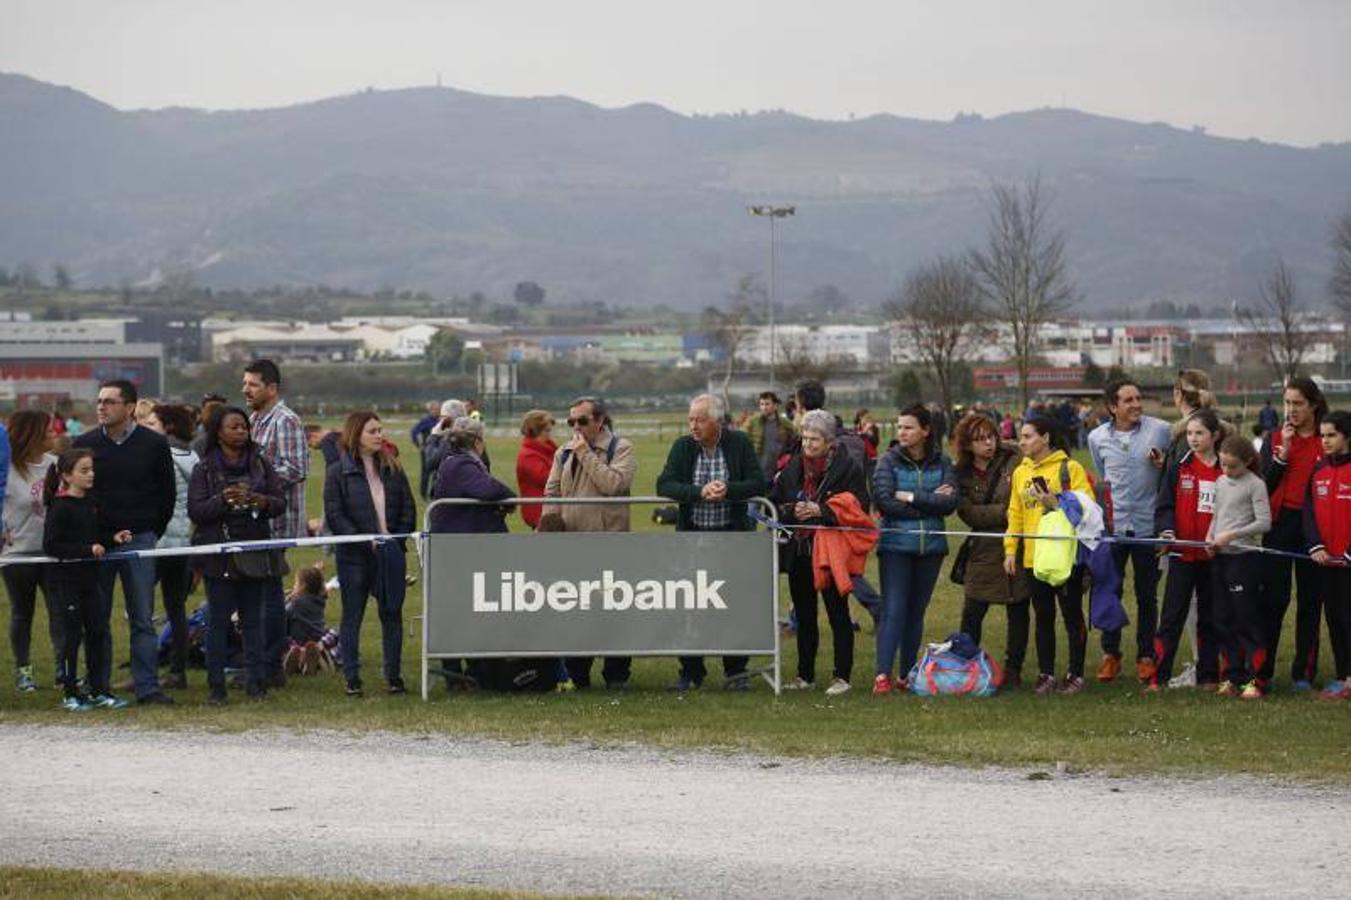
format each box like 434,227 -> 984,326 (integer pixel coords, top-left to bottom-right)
3,0 -> 1348,146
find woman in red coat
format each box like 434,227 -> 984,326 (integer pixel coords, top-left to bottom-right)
515,409 -> 557,530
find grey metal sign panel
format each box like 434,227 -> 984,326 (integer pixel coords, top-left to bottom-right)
424,532 -> 775,656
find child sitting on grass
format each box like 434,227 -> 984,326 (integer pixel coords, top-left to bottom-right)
283,564 -> 338,675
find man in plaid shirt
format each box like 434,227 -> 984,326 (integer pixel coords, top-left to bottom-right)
243,358 -> 310,685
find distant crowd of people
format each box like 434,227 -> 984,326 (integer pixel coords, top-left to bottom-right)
2,363 -> 1348,708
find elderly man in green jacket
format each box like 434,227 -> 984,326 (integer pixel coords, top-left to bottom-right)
656,393 -> 767,690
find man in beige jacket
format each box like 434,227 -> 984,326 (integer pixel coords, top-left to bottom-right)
542,396 -> 637,689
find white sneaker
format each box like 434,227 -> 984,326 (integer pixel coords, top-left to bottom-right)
824,678 -> 851,697
1168,663 -> 1197,689
783,676 -> 814,691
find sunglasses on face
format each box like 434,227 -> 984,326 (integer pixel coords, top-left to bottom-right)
567,416 -> 591,428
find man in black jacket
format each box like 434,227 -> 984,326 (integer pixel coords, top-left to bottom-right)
73,379 -> 176,705
656,393 -> 766,690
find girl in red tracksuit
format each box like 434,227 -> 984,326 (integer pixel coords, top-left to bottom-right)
1152,409 -> 1224,690
1304,410 -> 1351,700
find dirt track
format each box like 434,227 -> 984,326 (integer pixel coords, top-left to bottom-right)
0,724 -> 1345,897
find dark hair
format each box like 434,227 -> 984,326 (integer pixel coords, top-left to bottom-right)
795,380 -> 826,412
1185,408 -> 1225,442
1285,375 -> 1328,423
1103,377 -> 1139,409
43,447 -> 93,506
290,564 -> 326,599
897,402 -> 937,456
99,379 -> 137,405
152,404 -> 195,443
244,358 -> 282,388
758,390 -> 781,405
1323,410 -> 1351,441
5,410 -> 53,468
203,405 -> 253,456
569,395 -> 609,427
201,392 -> 227,404
1219,434 -> 1259,474
1022,414 -> 1071,454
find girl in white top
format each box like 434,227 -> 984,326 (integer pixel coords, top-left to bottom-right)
2,410 -> 60,692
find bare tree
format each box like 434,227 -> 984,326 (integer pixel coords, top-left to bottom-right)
969,176 -> 1076,411
1238,257 -> 1310,383
701,273 -> 764,411
885,255 -> 986,417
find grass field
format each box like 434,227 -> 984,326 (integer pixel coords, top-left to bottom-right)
2,413 -> 1349,781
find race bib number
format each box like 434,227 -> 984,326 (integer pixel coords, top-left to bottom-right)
1197,480 -> 1216,515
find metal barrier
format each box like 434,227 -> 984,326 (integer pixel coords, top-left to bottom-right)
418,494 -> 783,697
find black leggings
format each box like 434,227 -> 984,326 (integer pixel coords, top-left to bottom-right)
1027,566 -> 1087,679
155,556 -> 191,675
50,572 -> 109,696
960,597 -> 1030,676
3,562 -> 62,671
786,554 -> 854,684
1259,509 -> 1321,684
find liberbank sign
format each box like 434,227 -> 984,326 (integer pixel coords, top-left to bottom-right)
422,532 -> 776,658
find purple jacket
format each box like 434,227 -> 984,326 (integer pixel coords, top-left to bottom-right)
429,450 -> 515,534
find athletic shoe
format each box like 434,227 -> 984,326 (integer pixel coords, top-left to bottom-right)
893,676 -> 910,693
1168,663 -> 1197,689
208,688 -> 228,706
283,644 -> 304,675
1215,680 -> 1237,697
1319,679 -> 1351,700
824,678 -> 851,697
1058,675 -> 1086,695
1034,674 -> 1058,695
723,673 -> 752,692
1291,680 -> 1314,692
88,693 -> 130,710
871,673 -> 893,696
345,679 -> 364,697
1135,657 -> 1157,684
669,675 -> 702,692
1096,655 -> 1121,683
554,678 -> 576,693
783,676 -> 814,691
15,665 -> 37,692
136,691 -> 174,706
61,694 -> 94,712
1239,680 -> 1264,701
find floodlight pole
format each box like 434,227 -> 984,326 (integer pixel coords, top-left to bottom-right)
749,205 -> 795,390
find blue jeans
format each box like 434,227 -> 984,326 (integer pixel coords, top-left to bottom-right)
205,577 -> 265,691
95,530 -> 159,698
876,552 -> 944,678
337,541 -> 407,684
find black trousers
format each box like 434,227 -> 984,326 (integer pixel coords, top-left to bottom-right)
3,561 -> 62,671
1258,509 -> 1321,684
565,655 -> 632,687
1153,559 -> 1219,685
1212,553 -> 1265,684
960,597 -> 1030,676
1321,565 -> 1351,680
786,554 -> 854,684
1027,566 -> 1087,679
155,556 -> 191,675
50,571 -> 109,696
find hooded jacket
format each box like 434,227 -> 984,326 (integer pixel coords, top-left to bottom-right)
1003,449 -> 1091,568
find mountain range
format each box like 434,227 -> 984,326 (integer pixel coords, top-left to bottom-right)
2,71 -> 1349,313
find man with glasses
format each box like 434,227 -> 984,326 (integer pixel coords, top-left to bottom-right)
73,379 -> 176,705
542,396 -> 637,689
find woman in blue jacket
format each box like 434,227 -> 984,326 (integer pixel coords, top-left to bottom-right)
871,403 -> 959,694
324,411 -> 417,697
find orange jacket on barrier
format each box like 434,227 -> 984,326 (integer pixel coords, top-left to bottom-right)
812,492 -> 879,596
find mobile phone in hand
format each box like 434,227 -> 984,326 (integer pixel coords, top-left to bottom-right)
1031,476 -> 1050,494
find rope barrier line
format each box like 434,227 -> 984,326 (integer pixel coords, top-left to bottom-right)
745,510 -> 1329,565
0,531 -> 420,567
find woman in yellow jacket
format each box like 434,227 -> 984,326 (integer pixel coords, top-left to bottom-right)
1003,415 -> 1092,695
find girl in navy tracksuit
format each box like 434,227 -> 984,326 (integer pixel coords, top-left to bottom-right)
1304,410 -> 1351,700
1152,409 -> 1225,690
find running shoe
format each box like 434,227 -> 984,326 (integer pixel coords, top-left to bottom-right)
15,666 -> 37,693
1239,680 -> 1264,701
824,678 -> 851,697
1291,680 -> 1314,693
61,694 -> 94,712
554,678 -> 576,693
1058,675 -> 1086,695
1168,663 -> 1197,689
1215,680 -> 1237,697
1318,679 -> 1351,701
1096,654 -> 1121,683
344,679 -> 364,697
871,673 -> 893,696
1135,657 -> 1157,684
783,676 -> 814,691
1034,673 -> 1058,695
893,676 -> 910,693
88,693 -> 130,710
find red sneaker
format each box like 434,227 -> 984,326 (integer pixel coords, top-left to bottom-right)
872,673 -> 893,696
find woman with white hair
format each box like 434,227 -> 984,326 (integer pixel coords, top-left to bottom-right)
429,417 -> 514,534
769,409 -> 868,695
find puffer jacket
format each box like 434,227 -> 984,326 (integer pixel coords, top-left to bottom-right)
158,442 -> 199,549
872,443 -> 958,555
1003,449 -> 1091,568
956,444 -> 1030,603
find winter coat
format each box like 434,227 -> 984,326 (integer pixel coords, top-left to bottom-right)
187,446 -> 287,579
158,442 -> 199,549
655,428 -> 765,532
769,442 -> 869,566
515,437 -> 557,529
323,450 -> 417,556
542,429 -> 636,533
956,444 -> 1030,603
872,444 -> 958,556
429,449 -> 515,534
1002,449 -> 1091,569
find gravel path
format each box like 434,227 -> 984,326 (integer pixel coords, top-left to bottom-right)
0,724 -> 1345,897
